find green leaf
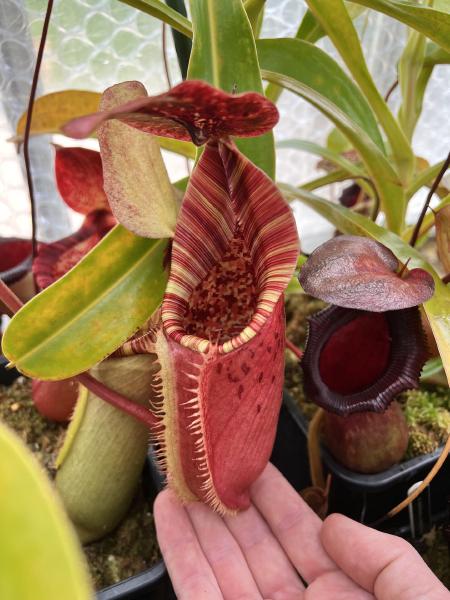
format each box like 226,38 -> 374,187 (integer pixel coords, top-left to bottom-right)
300,168 -> 354,191
265,4 -> 366,102
0,422 -> 92,600
295,9 -> 325,44
406,160 -> 450,200
348,0 -> 450,52
424,42 -> 450,66
118,0 -> 192,37
306,0 -> 414,184
398,26 -> 428,142
157,136 -> 196,159
257,38 -> 406,232
277,139 -> 365,177
286,254 -> 308,294
297,3 -> 367,44
398,39 -> 450,145
327,127 -> 353,153
420,356 -> 444,380
281,182 -> 450,385
257,39 -> 384,151
2,226 -> 168,379
188,0 -> 275,178
243,0 -> 266,35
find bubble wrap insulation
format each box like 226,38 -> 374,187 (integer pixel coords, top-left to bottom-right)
0,1 -> 448,250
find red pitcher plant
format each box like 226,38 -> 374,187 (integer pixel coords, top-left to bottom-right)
64,80 -> 299,513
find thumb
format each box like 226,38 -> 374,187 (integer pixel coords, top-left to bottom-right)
321,513 -> 448,600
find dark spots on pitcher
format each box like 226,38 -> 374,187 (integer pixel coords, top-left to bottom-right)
241,362 -> 250,375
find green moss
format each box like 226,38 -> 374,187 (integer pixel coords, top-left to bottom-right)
284,352 -> 319,421
285,294 -> 326,349
401,387 -> 450,459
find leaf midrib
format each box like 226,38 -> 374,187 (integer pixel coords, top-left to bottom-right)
10,238 -> 166,364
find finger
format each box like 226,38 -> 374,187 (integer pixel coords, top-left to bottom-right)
321,514 -> 449,599
224,503 -> 305,599
306,570 -> 375,599
250,463 -> 336,582
186,501 -> 263,600
154,489 -> 222,600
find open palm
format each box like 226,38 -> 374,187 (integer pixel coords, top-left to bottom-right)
154,463 -> 448,599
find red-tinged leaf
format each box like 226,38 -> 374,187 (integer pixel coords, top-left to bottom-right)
33,210 -> 116,290
436,205 -> 450,273
299,235 -> 434,311
55,147 -> 109,215
63,80 -> 279,146
301,305 -> 428,415
0,238 -> 32,284
97,82 -> 178,239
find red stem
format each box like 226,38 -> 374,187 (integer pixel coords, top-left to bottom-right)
24,0 -> 54,263
76,372 -> 160,432
0,279 -> 24,314
409,152 -> 450,248
384,79 -> 398,102
285,337 -> 303,360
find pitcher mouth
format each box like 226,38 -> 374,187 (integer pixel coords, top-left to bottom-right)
162,229 -> 275,354
160,141 -> 299,355
301,305 -> 428,415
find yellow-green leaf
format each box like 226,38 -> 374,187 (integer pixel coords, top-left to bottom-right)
402,194 -> 450,242
257,38 -> 406,233
118,0 -> 192,37
277,139 -> 365,177
305,0 -> 414,184
244,0 -> 266,34
2,226 -> 168,379
436,205 -> 450,273
0,421 -> 92,600
14,91 -> 195,160
157,136 -> 196,159
265,4 -> 366,102
349,0 -> 450,53
15,91 -> 101,141
281,182 -> 450,385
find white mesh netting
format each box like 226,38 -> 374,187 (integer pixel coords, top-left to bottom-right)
0,0 -> 449,250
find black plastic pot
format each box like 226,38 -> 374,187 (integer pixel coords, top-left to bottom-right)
97,453 -> 175,600
0,354 -> 21,386
275,391 -> 450,533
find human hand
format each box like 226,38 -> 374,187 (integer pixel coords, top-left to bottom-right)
154,463 -> 449,599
